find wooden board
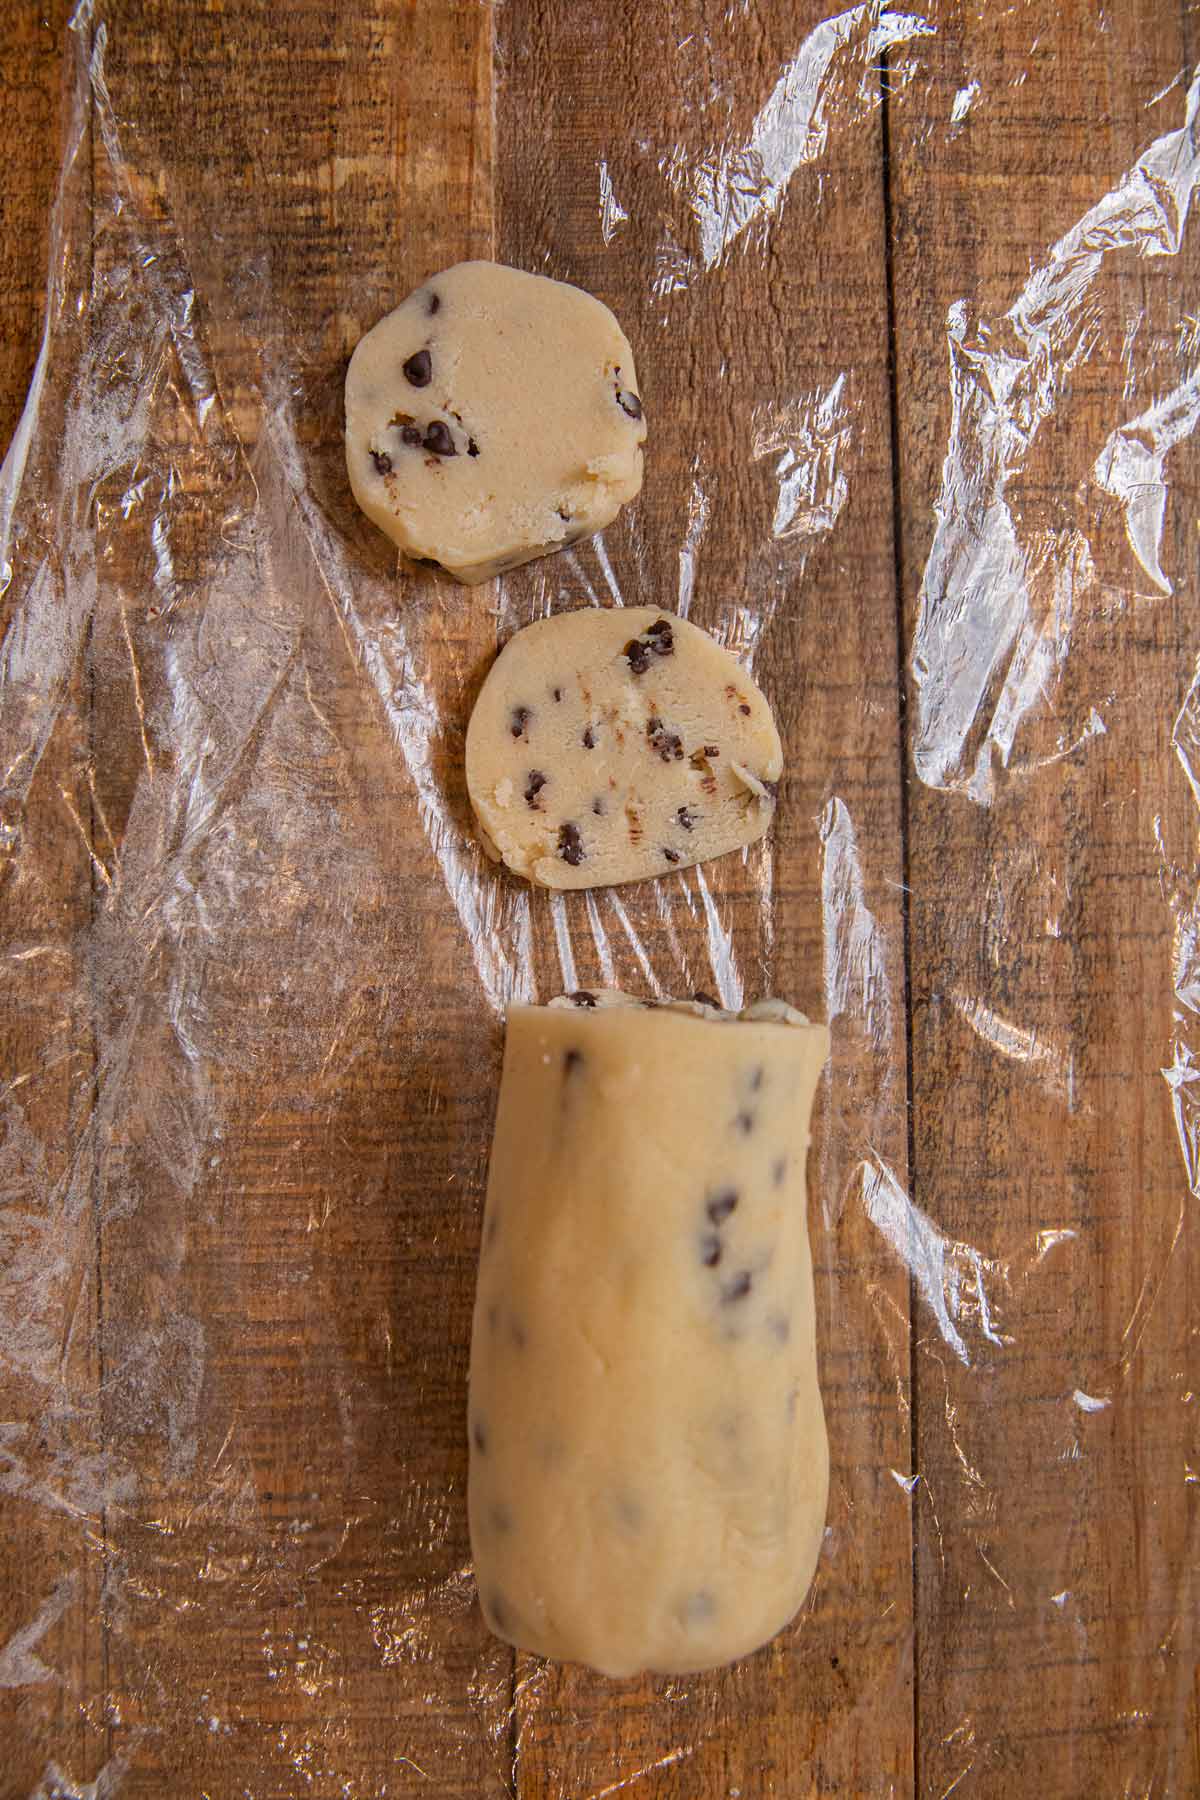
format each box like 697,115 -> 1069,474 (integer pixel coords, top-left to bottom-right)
0,0 -> 1195,1795
887,3 -> 1200,1795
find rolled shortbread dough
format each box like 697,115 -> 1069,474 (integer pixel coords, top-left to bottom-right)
344,262 -> 646,583
468,992 -> 830,1678
465,606 -> 781,888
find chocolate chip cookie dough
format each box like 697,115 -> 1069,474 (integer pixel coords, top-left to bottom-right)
467,993 -> 830,1678
344,262 -> 647,582
465,606 -> 782,888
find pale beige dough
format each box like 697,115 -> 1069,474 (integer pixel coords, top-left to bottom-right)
468,993 -> 830,1678
465,606 -> 782,889
344,262 -> 646,583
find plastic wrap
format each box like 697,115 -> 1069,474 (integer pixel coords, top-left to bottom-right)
1,0 -> 1197,1793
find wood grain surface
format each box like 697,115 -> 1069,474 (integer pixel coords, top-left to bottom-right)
0,1 -> 1196,1797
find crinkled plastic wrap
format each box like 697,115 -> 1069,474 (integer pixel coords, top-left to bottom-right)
1,0 -> 1197,1793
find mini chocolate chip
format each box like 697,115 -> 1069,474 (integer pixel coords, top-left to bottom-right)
704,744 -> 720,757
568,990 -> 597,1007
400,423 -> 423,447
592,798 -> 605,816
646,718 -> 684,762
524,770 -> 547,808
490,1501 -> 513,1533
700,1233 -> 722,1268
735,1110 -> 755,1135
739,702 -> 751,715
467,437 -> 480,457
646,619 -> 674,653
424,420 -> 456,456
677,806 -> 696,830
511,705 -> 531,739
750,1065 -> 765,1091
370,448 -> 393,476
553,687 -> 563,702
768,1313 -> 791,1344
403,348 -> 432,386
663,847 -> 680,864
558,821 -> 585,866
693,991 -> 721,1008
772,1157 -> 787,1187
707,1188 -> 738,1225
831,1655 -> 840,1670
427,292 -> 441,315
582,725 -> 596,749
616,387 -> 643,420
722,1270 -> 753,1304
564,1048 -> 583,1075
472,1419 -> 488,1453
625,637 -> 652,675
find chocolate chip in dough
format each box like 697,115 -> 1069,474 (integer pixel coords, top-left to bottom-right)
647,718 -> 684,762
426,291 -> 441,315
663,847 -> 680,865
424,420 -> 456,456
616,387 -> 643,420
706,1188 -> 738,1225
699,1232 -> 722,1268
403,348 -> 432,386
677,806 -> 697,831
370,448 -> 393,476
722,1270 -> 753,1304
771,1157 -> 787,1187
467,437 -> 480,457
734,1110 -> 755,1136
524,770 -> 547,809
693,991 -> 721,1009
563,1048 -> 584,1075
567,990 -> 597,1007
400,423 -> 424,447
558,822 -> 585,866
510,706 -> 532,740
472,1418 -> 488,1452
582,725 -> 596,749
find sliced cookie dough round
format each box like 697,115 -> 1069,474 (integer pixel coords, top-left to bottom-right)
344,261 -> 646,585
465,606 -> 782,889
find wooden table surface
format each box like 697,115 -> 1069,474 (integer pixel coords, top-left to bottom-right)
1,2 -> 1197,1796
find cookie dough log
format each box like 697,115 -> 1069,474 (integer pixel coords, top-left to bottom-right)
465,606 -> 782,888
344,262 -> 647,583
468,993 -> 830,1678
